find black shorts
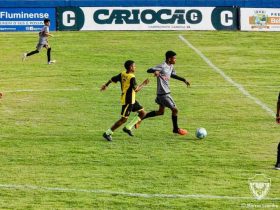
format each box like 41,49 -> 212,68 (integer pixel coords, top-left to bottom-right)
121,100 -> 143,117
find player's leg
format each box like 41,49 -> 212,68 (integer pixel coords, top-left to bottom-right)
142,95 -> 166,120
103,104 -> 131,141
22,44 -> 41,61
163,94 -> 187,135
275,142 -> 280,170
103,117 -> 128,141
135,105 -> 164,129
124,101 -> 145,131
45,44 -> 55,64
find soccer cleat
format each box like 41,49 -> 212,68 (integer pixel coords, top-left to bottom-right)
22,53 -> 27,61
173,128 -> 188,135
48,60 -> 56,65
275,163 -> 280,170
123,127 -> 134,137
103,132 -> 112,141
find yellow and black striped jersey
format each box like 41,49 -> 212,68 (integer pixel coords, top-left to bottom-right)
111,71 -> 137,105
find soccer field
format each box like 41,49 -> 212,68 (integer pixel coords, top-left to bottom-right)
0,31 -> 279,209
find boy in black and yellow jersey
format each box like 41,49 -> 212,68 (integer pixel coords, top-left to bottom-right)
100,60 -> 149,141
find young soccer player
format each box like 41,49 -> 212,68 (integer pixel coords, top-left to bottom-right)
276,92 -> 280,124
100,60 -> 149,141
135,50 -> 190,135
22,18 -> 56,64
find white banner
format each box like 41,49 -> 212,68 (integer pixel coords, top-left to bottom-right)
241,8 -> 280,31
81,7 -> 214,30
57,7 -> 238,31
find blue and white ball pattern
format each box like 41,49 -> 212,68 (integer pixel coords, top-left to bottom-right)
196,128 -> 207,139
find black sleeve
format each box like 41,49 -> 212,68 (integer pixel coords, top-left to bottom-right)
147,67 -> 162,73
171,74 -> 186,82
111,73 -> 121,83
130,77 -> 137,90
147,68 -> 156,73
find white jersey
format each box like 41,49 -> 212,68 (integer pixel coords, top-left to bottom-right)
38,25 -> 49,45
153,61 -> 176,95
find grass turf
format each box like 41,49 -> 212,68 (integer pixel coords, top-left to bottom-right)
0,31 -> 279,209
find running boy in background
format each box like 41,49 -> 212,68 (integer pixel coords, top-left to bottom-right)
22,18 -> 56,65
100,60 -> 149,141
136,50 -> 190,135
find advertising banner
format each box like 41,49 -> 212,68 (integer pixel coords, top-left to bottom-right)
0,8 -> 56,32
57,7 -> 238,31
241,8 -> 280,31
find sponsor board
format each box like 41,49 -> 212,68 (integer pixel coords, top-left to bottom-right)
57,7 -> 238,31
0,8 -> 56,32
241,8 -> 280,31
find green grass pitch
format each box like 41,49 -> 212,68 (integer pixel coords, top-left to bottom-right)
0,31 -> 279,209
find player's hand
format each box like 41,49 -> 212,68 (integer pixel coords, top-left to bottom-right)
276,115 -> 280,124
100,85 -> 107,91
143,79 -> 149,85
154,71 -> 160,77
184,79 -> 191,87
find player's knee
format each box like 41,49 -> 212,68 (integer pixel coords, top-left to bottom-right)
121,117 -> 128,123
172,107 -> 178,115
156,110 -> 164,116
138,110 -> 146,119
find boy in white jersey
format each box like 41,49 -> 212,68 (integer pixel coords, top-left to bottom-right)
137,50 -> 190,135
22,18 -> 55,64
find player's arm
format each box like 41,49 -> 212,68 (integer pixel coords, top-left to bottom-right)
171,73 -> 191,87
135,79 -> 149,93
147,67 -> 162,77
46,32 -> 54,37
100,80 -> 112,91
276,92 -> 280,124
100,73 -> 121,91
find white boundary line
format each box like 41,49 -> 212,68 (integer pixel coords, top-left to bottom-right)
0,183 -> 279,200
178,35 -> 275,117
3,88 -> 81,93
2,85 -> 279,94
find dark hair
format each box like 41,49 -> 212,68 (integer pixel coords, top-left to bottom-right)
165,50 -> 176,60
124,60 -> 135,70
44,18 -> 50,23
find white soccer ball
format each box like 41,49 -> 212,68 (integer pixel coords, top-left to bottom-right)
196,128 -> 207,139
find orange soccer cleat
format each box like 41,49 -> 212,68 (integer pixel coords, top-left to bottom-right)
174,128 -> 188,135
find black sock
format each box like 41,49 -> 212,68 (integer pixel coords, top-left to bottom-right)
27,50 -> 39,56
172,115 -> 179,132
142,111 -> 156,120
47,48 -> 51,62
277,142 -> 280,165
